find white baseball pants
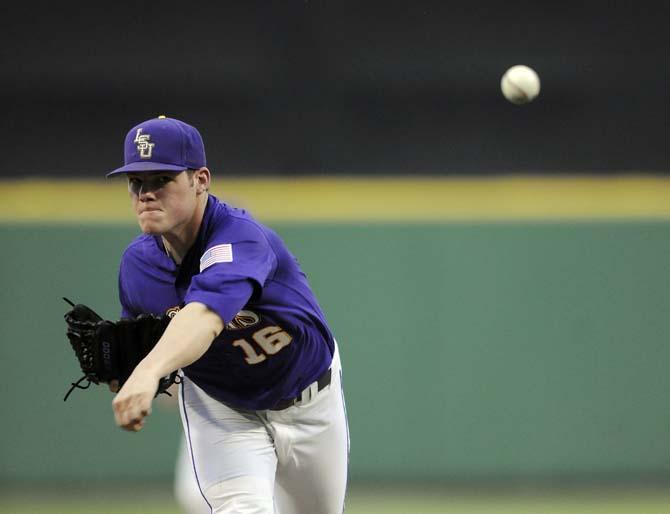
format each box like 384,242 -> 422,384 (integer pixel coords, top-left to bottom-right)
178,344 -> 349,514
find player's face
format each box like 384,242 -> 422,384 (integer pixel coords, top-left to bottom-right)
126,171 -> 199,235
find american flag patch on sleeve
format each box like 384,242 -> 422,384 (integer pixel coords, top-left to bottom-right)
200,244 -> 233,272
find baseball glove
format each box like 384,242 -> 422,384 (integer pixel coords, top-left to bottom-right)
63,298 -> 178,401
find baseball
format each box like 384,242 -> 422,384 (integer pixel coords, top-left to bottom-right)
501,65 -> 541,104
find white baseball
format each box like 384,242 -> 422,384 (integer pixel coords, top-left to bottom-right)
501,65 -> 541,104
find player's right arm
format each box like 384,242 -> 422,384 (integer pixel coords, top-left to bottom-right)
111,301 -> 224,431
135,301 -> 224,379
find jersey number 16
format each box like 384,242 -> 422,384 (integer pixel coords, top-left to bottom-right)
232,326 -> 292,365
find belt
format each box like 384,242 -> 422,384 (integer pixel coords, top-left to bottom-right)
270,367 -> 332,410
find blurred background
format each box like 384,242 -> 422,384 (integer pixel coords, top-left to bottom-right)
3,1 -> 670,513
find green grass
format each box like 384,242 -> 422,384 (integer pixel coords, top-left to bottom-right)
2,486 -> 670,514
349,488 -> 670,514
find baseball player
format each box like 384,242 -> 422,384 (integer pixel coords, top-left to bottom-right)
107,116 -> 349,514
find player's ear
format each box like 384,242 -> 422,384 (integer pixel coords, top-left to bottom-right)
194,167 -> 211,194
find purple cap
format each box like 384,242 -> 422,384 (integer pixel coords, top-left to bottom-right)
107,116 -> 206,176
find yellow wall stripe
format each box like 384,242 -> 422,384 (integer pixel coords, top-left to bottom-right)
1,176 -> 670,222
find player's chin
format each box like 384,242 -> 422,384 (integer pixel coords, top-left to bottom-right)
137,219 -> 167,235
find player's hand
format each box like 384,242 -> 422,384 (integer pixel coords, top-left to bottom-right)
111,368 -> 160,432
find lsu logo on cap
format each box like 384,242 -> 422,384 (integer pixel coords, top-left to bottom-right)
134,128 -> 155,158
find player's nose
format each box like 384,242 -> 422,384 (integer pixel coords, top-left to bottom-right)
138,184 -> 157,200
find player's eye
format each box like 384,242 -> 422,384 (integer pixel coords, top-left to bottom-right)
128,178 -> 142,195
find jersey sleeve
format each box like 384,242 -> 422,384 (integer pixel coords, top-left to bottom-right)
184,221 -> 277,323
118,258 -> 136,319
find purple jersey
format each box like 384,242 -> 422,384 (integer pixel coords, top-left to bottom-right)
118,194 -> 335,410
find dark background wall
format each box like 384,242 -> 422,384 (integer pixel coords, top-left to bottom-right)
3,2 -> 670,176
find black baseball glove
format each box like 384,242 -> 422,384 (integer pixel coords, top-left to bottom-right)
63,298 -> 178,401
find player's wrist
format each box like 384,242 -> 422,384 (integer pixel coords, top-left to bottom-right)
134,358 -> 171,383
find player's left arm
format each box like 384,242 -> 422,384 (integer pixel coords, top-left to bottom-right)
112,301 -> 224,431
